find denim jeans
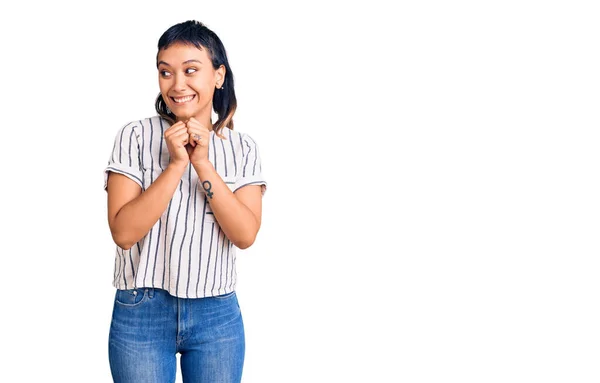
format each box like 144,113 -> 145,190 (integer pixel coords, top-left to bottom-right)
108,288 -> 245,382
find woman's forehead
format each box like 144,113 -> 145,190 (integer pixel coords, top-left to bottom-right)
158,42 -> 210,62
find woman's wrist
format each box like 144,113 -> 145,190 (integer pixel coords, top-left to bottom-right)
167,161 -> 188,173
191,159 -> 214,177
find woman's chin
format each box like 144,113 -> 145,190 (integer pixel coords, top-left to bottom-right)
175,113 -> 191,122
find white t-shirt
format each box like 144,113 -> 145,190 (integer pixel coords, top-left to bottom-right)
104,116 -> 267,298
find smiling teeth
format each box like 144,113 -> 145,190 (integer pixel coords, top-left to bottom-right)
173,95 -> 194,103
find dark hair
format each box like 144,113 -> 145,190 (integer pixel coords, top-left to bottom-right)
155,20 -> 236,136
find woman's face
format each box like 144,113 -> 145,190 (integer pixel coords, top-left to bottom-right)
157,43 -> 225,123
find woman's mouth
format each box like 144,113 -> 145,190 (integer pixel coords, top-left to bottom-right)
171,95 -> 196,103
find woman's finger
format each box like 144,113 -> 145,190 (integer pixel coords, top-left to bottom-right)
164,121 -> 187,138
168,129 -> 190,148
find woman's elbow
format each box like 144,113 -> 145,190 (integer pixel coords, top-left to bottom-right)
234,233 -> 257,250
117,241 -> 135,251
111,231 -> 135,250
235,239 -> 254,250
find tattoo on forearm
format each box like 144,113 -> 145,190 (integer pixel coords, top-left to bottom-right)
202,181 -> 214,199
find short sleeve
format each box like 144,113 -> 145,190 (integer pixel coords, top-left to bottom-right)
104,122 -> 144,190
234,134 -> 267,196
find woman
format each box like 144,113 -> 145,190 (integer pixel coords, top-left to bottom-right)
104,20 -> 267,382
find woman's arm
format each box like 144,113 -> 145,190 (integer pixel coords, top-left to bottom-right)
192,160 -> 263,249
106,163 -> 187,250
107,121 -> 193,250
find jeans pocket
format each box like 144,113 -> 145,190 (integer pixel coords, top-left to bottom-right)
114,288 -> 148,307
213,291 -> 236,300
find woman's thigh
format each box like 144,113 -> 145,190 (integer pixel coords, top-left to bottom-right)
179,291 -> 245,383
108,288 -> 177,383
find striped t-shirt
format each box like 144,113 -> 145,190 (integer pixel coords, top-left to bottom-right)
104,115 -> 267,298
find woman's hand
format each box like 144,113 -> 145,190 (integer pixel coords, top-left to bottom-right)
164,121 -> 190,168
186,117 -> 212,166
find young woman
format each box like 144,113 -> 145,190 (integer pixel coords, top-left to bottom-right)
104,20 -> 267,382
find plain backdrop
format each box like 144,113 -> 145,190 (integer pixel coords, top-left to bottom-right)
1,0 -> 599,382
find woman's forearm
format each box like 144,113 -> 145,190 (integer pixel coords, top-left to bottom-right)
192,161 -> 260,249
112,163 -> 187,249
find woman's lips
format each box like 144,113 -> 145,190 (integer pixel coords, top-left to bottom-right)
171,95 -> 196,103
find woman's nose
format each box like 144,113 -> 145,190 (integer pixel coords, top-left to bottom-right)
173,73 -> 187,90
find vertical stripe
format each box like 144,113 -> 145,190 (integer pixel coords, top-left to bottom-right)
233,254 -> 238,288
139,120 -> 154,286
128,249 -> 135,288
140,121 -> 153,286
212,132 -> 217,172
151,220 -> 163,288
128,129 -> 135,167
185,182 -> 200,298
228,244 -> 236,291
138,120 -> 144,172
128,129 -> 135,165
161,200 -> 174,287
228,129 -> 237,175
223,240 -> 230,292
115,249 -> 122,286
239,133 -> 244,159
122,249 -> 128,289
210,227 -> 222,295
220,136 -> 228,176
158,118 -> 165,170
148,118 -> 154,181
113,253 -> 118,282
140,120 -> 144,165
218,234 -> 227,294
243,140 -> 252,177
175,167 -> 193,297
167,180 -> 185,292
202,223 -> 216,296
195,200 -> 210,296
151,117 -> 165,287
253,145 -> 258,175
115,249 -> 124,287
118,126 -> 126,163
210,227 -> 225,295
247,136 -> 258,175
144,119 -> 157,286
229,242 -> 234,288
135,243 -> 141,289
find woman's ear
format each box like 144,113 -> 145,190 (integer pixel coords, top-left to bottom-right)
215,65 -> 226,89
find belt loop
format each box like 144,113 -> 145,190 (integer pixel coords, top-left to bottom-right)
146,288 -> 154,299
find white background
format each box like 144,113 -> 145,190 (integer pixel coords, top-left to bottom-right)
1,0 -> 599,382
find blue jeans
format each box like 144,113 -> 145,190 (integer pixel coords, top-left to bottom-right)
108,288 -> 245,382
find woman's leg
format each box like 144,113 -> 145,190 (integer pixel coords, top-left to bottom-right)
108,288 -> 178,383
179,291 -> 245,383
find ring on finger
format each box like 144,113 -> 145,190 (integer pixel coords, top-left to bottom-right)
193,134 -> 201,141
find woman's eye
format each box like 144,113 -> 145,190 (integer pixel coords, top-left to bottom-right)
185,68 -> 197,74
160,70 -> 171,77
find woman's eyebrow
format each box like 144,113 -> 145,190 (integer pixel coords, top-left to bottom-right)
183,59 -> 203,65
157,59 -> 203,67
